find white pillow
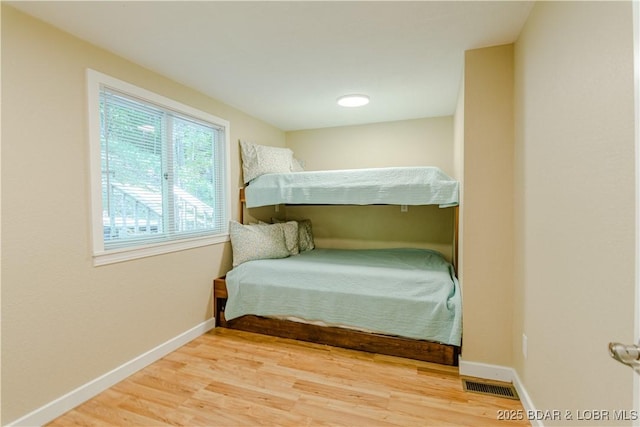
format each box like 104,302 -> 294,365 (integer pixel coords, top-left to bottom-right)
272,218 -> 315,252
259,220 -> 299,255
229,221 -> 290,266
291,157 -> 305,172
279,221 -> 300,255
297,219 -> 315,252
240,140 -> 295,184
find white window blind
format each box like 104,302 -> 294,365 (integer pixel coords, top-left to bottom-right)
88,70 -> 230,265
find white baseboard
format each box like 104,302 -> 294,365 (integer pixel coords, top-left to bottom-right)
7,318 -> 216,427
459,358 -> 543,427
459,358 -> 514,382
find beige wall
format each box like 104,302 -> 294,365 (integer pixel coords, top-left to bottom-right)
284,117 -> 456,258
286,117 -> 455,176
1,6 -> 284,423
513,1 -> 635,421
5,2 -> 637,423
457,44 -> 515,367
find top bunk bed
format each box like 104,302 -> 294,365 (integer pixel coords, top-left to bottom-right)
240,141 -> 459,209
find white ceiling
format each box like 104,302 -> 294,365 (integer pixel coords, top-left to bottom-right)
10,1 -> 534,131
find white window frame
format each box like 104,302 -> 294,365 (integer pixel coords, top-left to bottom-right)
87,69 -> 231,266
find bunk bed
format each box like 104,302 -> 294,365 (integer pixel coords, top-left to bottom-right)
243,166 -> 459,208
214,142 -> 461,365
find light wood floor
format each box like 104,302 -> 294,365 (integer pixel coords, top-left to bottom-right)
48,328 -> 530,426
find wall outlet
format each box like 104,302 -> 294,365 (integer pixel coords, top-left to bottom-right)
401,205 -> 408,212
522,333 -> 528,359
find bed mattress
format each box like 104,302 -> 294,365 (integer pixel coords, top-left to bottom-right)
244,166 -> 459,208
224,248 -> 462,346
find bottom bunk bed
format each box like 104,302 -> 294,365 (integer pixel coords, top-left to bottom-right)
213,247 -> 461,366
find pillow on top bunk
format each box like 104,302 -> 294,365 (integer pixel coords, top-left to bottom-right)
240,140 -> 297,184
229,220 -> 298,266
291,157 -> 305,172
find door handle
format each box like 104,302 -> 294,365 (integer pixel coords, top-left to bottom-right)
609,342 -> 640,373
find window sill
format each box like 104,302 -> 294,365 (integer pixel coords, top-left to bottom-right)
93,234 -> 230,266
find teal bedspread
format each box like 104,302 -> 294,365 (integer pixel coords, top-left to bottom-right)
224,248 -> 462,346
244,166 -> 459,208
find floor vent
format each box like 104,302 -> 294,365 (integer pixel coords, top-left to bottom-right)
462,378 -> 519,400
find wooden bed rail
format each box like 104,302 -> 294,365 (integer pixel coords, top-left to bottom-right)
213,277 -> 459,366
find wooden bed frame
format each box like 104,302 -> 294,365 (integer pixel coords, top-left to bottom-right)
213,277 -> 460,366
214,187 -> 461,366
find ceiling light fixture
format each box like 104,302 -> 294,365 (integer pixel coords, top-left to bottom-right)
337,94 -> 370,107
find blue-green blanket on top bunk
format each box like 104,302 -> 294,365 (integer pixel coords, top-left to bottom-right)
244,166 -> 459,208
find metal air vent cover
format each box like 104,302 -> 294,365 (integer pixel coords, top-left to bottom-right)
462,378 -> 519,400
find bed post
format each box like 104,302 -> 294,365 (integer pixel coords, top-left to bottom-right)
453,205 -> 459,274
239,187 -> 246,224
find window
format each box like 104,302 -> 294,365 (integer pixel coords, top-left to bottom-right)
87,69 -> 231,265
